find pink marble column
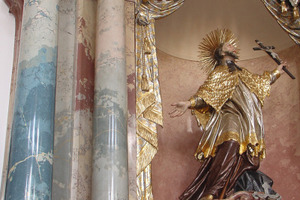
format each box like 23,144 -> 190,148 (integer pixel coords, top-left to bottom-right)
52,0 -> 97,199
71,1 -> 96,199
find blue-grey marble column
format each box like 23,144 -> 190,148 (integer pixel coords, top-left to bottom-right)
92,0 -> 128,199
5,0 -> 59,199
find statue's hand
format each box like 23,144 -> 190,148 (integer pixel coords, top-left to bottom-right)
169,101 -> 191,118
277,61 -> 288,74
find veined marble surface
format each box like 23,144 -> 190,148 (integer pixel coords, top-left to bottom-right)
92,0 -> 128,199
52,0 -> 76,199
5,0 -> 59,199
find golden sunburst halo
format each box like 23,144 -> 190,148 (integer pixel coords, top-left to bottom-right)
199,29 -> 239,73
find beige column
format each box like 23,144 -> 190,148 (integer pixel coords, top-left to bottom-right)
92,0 -> 128,199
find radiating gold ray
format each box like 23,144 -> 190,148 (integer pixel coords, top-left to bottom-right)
199,29 -> 239,73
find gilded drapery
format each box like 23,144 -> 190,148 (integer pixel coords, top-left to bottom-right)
261,0 -> 300,44
190,66 -> 277,161
135,0 -> 184,199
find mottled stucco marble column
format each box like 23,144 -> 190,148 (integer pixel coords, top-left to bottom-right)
52,0 -> 76,199
93,0 -> 128,199
1,0 -> 23,198
5,1 -> 59,199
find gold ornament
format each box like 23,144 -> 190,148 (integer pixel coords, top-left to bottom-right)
141,38 -> 150,91
293,6 -> 300,19
141,74 -> 150,91
143,37 -> 152,54
198,28 -> 239,73
281,1 -> 288,15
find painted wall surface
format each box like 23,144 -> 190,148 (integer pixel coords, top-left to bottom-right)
153,46 -> 300,200
0,1 -> 15,186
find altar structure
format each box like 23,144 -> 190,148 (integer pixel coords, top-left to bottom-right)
1,0 -> 300,199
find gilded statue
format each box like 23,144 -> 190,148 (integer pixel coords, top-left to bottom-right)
169,29 -> 287,200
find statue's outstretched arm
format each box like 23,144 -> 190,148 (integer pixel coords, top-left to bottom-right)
169,96 -> 207,118
169,101 -> 191,118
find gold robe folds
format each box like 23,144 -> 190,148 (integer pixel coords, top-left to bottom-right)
190,65 -> 280,161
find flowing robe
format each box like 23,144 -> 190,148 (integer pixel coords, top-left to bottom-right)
180,65 -> 280,199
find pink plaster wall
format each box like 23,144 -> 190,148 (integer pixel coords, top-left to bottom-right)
152,45 -> 300,200
125,2 -> 136,199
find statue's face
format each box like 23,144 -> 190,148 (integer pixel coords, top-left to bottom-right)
221,42 -> 238,59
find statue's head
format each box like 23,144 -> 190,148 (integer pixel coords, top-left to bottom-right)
199,29 -> 239,73
214,42 -> 239,66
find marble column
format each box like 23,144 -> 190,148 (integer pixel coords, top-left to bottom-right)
53,0 -> 97,199
70,0 -> 96,199
92,0 -> 128,199
5,0 -> 59,199
52,0 -> 76,199
1,0 -> 23,198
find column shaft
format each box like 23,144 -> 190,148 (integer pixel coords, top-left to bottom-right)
70,0 -> 97,199
52,0 -> 76,199
5,1 -> 59,199
0,0 -> 23,198
92,0 -> 128,199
